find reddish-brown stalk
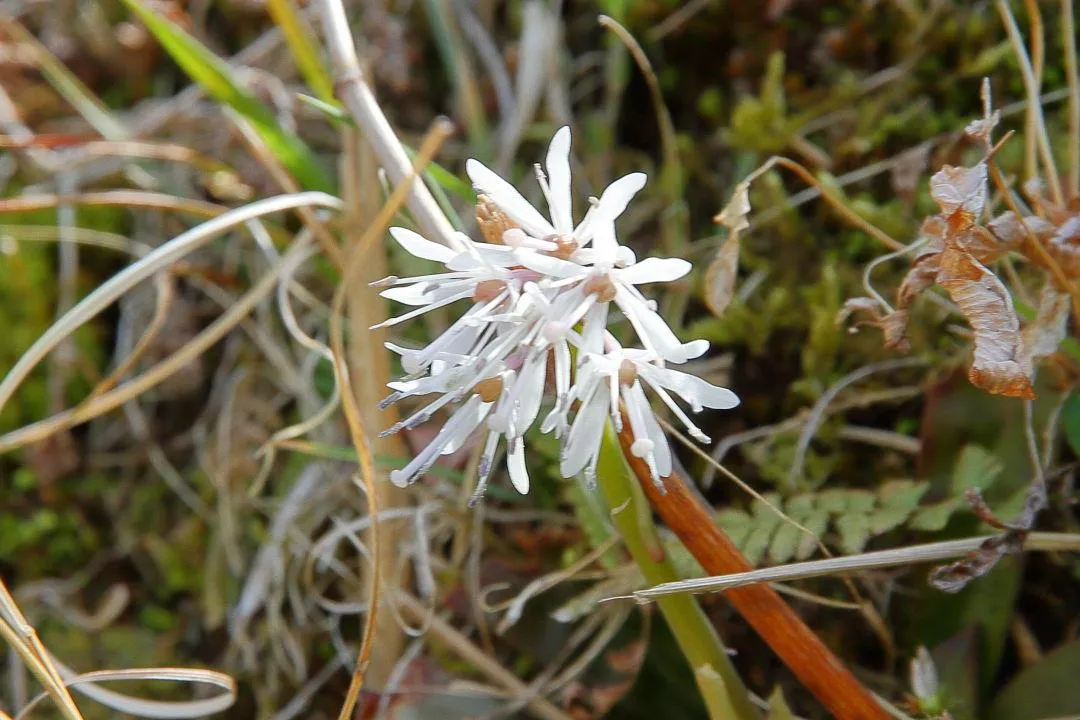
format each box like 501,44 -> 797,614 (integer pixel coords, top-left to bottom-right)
615,423 -> 890,720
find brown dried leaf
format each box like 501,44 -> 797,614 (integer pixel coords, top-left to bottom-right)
705,179 -> 754,317
1047,215 -> 1080,277
1022,283 -> 1071,363
836,298 -> 911,350
704,234 -> 740,316
929,484 -> 1045,593
714,180 -> 752,234
929,163 -> 988,220
937,244 -> 1033,398
987,211 -> 1056,254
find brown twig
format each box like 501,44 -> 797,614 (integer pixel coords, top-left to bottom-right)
614,424 -> 890,720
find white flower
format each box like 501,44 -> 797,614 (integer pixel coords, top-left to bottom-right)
558,344 -> 739,488
465,126 -> 646,264
375,125 -> 740,498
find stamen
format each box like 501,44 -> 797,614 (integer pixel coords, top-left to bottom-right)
475,375 -> 504,403
472,279 -> 507,302
583,274 -> 617,303
545,233 -> 579,260
476,194 -> 517,244
618,359 -> 638,386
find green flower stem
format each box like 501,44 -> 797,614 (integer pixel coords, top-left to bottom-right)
596,423 -> 757,720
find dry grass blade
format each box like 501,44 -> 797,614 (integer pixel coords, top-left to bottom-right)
0,581 -> 83,720
329,119 -> 454,720
631,532 -> 1080,601
997,0 -> 1063,205
18,664 -> 235,719
0,192 -> 341,421
315,0 -> 459,249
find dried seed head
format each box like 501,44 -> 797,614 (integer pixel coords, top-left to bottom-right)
476,194 -> 517,244
472,279 -> 507,302
475,376 -> 504,403
584,274 -> 617,303
546,234 -> 579,260
618,359 -> 637,387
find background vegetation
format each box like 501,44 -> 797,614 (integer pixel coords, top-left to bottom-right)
0,0 -> 1078,718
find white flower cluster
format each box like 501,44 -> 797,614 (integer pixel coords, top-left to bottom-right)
373,127 -> 739,498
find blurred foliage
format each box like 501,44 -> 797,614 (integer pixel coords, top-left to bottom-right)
1,0 -> 1079,718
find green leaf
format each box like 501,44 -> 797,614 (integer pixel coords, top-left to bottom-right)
768,521 -> 801,565
950,445 -> 1003,494
121,0 -> 334,192
877,479 -> 930,511
989,639 -> 1080,720
765,686 -> 796,720
909,498 -> 964,532
716,509 -> 753,549
835,513 -> 872,554
265,0 -> 335,103
795,509 -> 828,560
1062,393 -> 1080,457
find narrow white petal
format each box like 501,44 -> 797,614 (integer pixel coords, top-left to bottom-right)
441,398 -> 492,454
596,173 -> 647,220
508,437 -> 530,494
614,257 -> 692,285
466,159 -> 556,238
590,216 -> 618,265
371,289 -> 474,329
546,126 -> 573,235
633,382 -> 672,477
614,286 -> 705,364
392,395 -> 482,485
389,227 -> 456,263
560,383 -> 609,478
511,353 -> 547,434
513,250 -> 585,279
638,364 -> 741,410
579,303 -> 609,355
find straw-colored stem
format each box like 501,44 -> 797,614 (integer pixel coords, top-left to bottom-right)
635,532 -> 1080,601
1023,0 -> 1044,185
997,0 -> 1064,205
1062,0 -> 1079,199
595,425 -> 757,720
315,0 -> 460,249
614,423 -> 889,720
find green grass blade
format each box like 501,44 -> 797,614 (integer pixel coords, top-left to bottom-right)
121,0 -> 334,193
265,0 -> 336,103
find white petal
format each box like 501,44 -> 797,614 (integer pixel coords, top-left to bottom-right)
441,398 -> 492,454
391,395 -> 483,485
633,382 -> 672,477
614,286 -> 703,363
371,289 -> 473,329
546,126 -> 573,235
579,303 -> 609,355
389,227 -> 455,263
507,437 -> 530,494
560,383 -> 609,478
510,353 -> 547,434
615,257 -> 692,285
466,159 -> 556,238
513,249 -> 585,279
589,216 -> 618,265
637,364 -> 739,410
597,172 -> 646,216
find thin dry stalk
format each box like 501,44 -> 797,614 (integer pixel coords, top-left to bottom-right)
328,120 -> 453,720
633,532 -> 1080,600
997,0 -> 1064,205
315,0 -> 459,249
1063,0 -> 1080,198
